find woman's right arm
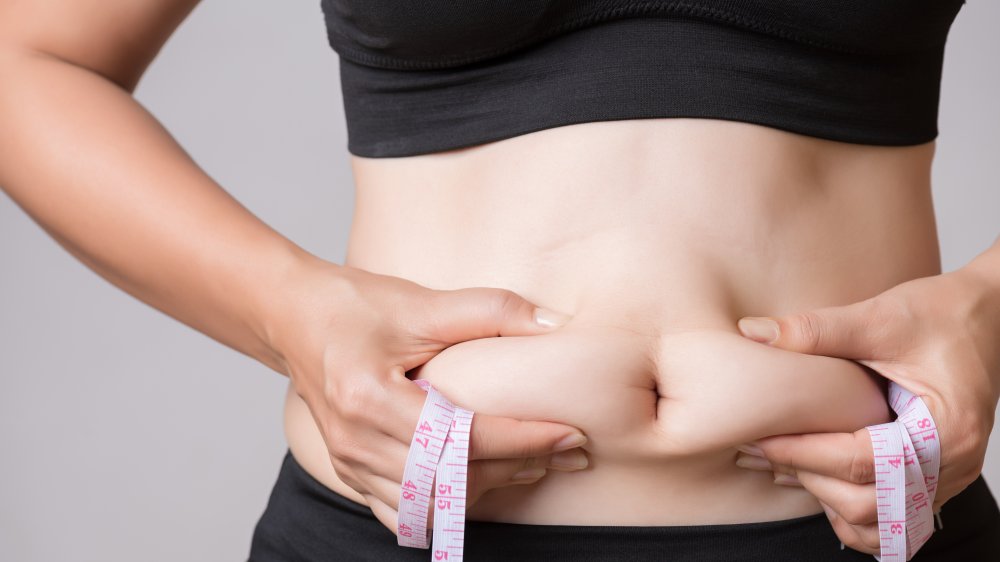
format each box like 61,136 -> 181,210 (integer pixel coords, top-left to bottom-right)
0,0 -> 590,533
0,0 -> 299,372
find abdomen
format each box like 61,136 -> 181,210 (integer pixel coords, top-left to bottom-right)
296,116 -> 941,524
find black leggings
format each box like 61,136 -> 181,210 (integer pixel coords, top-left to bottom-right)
247,448 -> 1000,561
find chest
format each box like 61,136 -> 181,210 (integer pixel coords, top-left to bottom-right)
321,0 -> 966,67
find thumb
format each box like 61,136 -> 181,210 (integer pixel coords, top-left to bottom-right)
425,286 -> 573,343
736,297 -> 886,360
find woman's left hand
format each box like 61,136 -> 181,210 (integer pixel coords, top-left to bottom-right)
731,260 -> 1000,555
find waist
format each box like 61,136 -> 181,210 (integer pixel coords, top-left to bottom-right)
345,118 -> 940,316
286,119 -> 942,524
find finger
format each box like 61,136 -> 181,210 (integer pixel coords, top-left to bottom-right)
796,470 -> 877,526
466,455 -> 563,503
750,429 -> 876,484
468,412 -> 587,460
545,448 -> 591,471
733,452 -> 801,482
772,471 -> 803,486
736,296 -> 890,359
319,363 -> 429,454
367,471 -> 433,530
372,366 -> 446,445
367,473 -> 402,513
853,522 -> 882,554
469,449 -> 589,484
820,501 -> 881,555
363,492 -> 400,536
424,286 -> 573,341
369,471 -> 452,530
380,370 -> 589,462
371,456 -> 550,515
468,449 -> 586,503
734,452 -> 773,471
360,433 -> 413,485
368,430 -> 586,503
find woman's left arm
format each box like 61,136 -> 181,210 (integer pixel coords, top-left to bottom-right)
731,234 -> 1000,555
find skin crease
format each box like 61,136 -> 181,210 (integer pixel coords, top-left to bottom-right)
287,117 -> 942,524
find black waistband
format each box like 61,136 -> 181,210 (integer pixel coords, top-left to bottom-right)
248,448 -> 1000,562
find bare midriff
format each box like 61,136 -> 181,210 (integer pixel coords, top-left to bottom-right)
284,117 -> 941,525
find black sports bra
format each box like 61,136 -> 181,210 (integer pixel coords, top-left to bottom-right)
320,1 -> 966,158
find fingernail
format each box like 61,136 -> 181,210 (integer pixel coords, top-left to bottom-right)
736,443 -> 765,457
550,449 -> 589,470
535,307 -> 572,328
773,473 -> 802,486
512,468 -> 547,481
554,432 -> 587,451
735,454 -> 772,470
737,317 -> 779,344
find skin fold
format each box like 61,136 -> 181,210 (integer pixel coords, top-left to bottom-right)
287,117 -> 940,524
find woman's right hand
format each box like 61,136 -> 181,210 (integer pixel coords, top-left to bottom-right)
267,258 -> 590,533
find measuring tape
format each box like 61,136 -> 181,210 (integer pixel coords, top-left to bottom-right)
396,379 -> 941,561
397,379 -> 474,561
866,382 -> 942,561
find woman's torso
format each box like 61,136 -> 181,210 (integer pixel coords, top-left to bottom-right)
285,117 -> 941,525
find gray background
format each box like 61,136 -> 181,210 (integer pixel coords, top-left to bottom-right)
1,2 -> 997,560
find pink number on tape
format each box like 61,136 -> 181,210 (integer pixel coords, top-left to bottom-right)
398,379 -> 474,561
397,379 -> 941,561
867,382 -> 941,561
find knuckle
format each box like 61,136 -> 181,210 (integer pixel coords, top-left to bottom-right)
321,344 -> 345,383
465,462 -> 483,493
848,440 -> 876,483
468,461 -> 509,493
790,311 -> 826,349
333,374 -> 386,423
477,419 -> 531,459
839,538 -> 857,553
876,294 -> 912,325
327,454 -> 361,490
841,500 -> 875,526
505,436 -> 537,459
829,519 -> 852,544
488,289 -> 526,324
469,422 -> 494,459
860,530 -> 883,552
833,526 -> 872,554
836,533 -> 858,550
325,425 -> 364,462
326,437 -> 353,461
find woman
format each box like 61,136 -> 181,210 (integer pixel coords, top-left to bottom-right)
1,1 -> 997,561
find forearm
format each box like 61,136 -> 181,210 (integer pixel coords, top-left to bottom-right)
0,47 -> 322,376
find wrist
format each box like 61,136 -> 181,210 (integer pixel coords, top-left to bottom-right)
251,247 -> 348,377
965,234 -> 1000,279
245,242 -> 324,376
960,239 -> 1000,312
955,243 -> 1000,403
